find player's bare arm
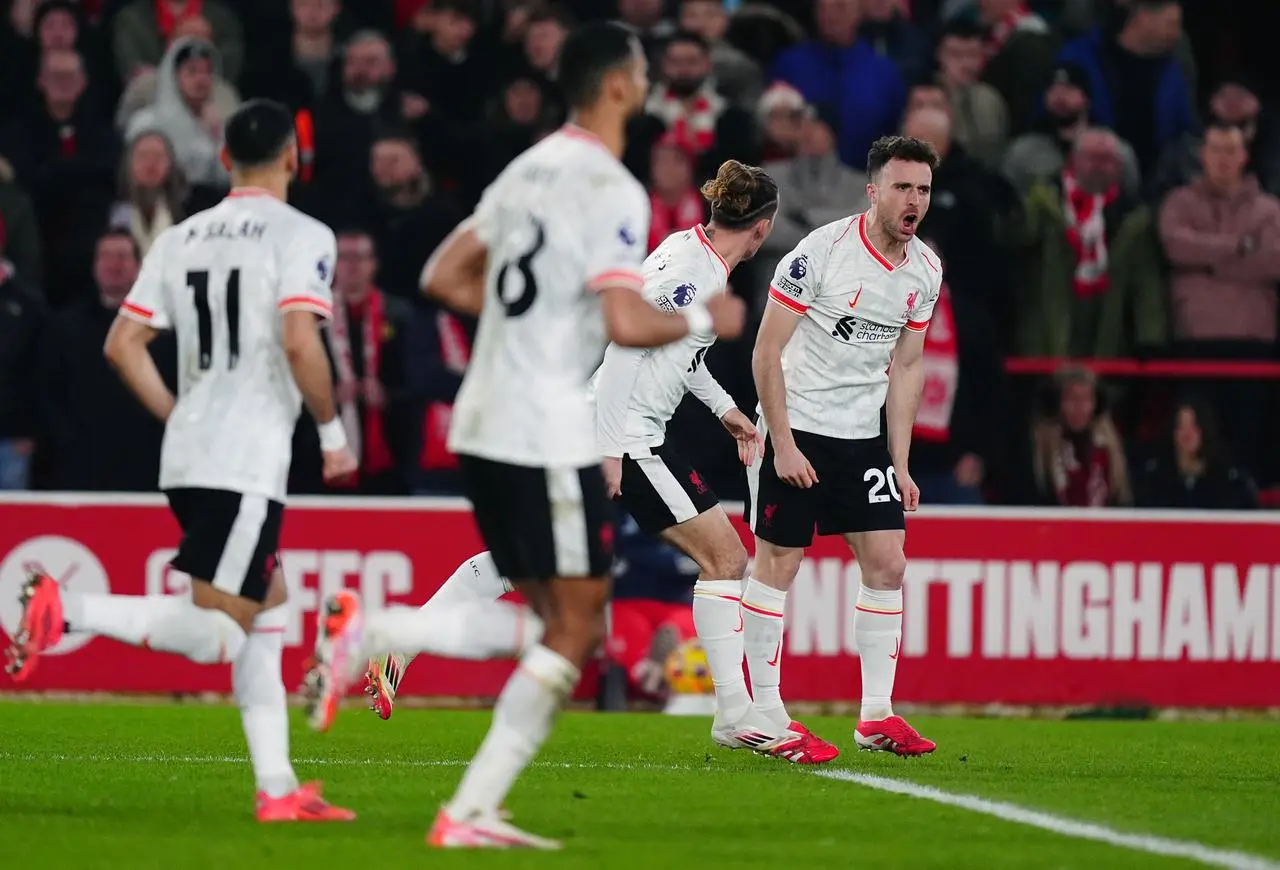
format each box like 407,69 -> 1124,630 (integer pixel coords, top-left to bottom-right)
421,216 -> 487,315
752,300 -> 816,487
599,285 -> 745,347
282,309 -> 357,481
687,361 -> 761,465
886,326 -> 927,511
103,316 -> 176,423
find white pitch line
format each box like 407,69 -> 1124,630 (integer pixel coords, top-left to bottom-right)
816,769 -> 1280,870
0,752 -> 697,772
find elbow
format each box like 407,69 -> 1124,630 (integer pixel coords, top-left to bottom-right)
103,332 -> 129,370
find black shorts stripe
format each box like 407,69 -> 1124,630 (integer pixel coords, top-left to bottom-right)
459,455 -> 614,581
617,443 -> 720,535
165,488 -> 283,603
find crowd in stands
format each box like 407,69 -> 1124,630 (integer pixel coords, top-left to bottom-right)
1,0 -> 1277,514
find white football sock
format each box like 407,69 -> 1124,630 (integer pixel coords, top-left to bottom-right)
446,644 -> 579,820
855,585 -> 904,722
362,600 -> 541,661
62,593 -> 246,664
692,579 -> 751,723
397,552 -> 513,672
741,578 -> 789,729
234,604 -> 299,799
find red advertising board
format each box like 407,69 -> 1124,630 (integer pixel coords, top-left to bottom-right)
1,494 -> 1278,708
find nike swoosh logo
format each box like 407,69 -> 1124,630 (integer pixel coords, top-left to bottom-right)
848,286 -> 862,308
733,612 -> 743,633
766,640 -> 781,667
889,637 -> 901,660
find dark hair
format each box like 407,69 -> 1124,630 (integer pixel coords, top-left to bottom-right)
557,22 -> 639,110
867,135 -> 940,178
666,29 -> 710,53
434,0 -> 481,21
224,99 -> 295,169
939,19 -> 986,41
97,228 -> 141,261
699,160 -> 779,228
1172,395 -> 1227,468
1204,119 -> 1247,140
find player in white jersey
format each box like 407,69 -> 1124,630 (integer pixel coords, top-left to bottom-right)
301,23 -> 745,850
4,100 -> 357,820
745,136 -> 944,757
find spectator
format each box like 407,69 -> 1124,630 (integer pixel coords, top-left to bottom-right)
616,0 -> 677,64
124,38 -> 238,190
1016,127 -> 1166,358
647,133 -> 705,253
397,0 -> 493,123
635,30 -> 758,182
677,0 -> 764,109
0,257 -> 44,491
107,131 -> 188,254
482,75 -> 560,178
756,82 -> 807,162
242,0 -> 344,112
1149,79 -> 1280,201
0,48 -> 120,306
761,104 -> 867,262
0,0 -> 108,122
0,156 -> 44,292
859,0 -> 932,86
1057,0 -> 1195,176
520,5 -> 570,92
1137,398 -> 1258,510
975,0 -> 1056,134
112,0 -> 245,85
1158,122 -> 1280,477
1030,365 -> 1132,507
770,0 -> 905,170
36,230 -> 175,492
117,19 -> 241,135
934,19 -> 1010,169
323,229 -> 410,495
1002,62 -> 1141,197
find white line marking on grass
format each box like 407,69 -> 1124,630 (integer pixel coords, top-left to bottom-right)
815,769 -> 1280,870
0,753 -> 698,772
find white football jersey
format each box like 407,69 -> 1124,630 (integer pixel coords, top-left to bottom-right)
448,125 -> 650,467
764,212 -> 943,441
593,225 -> 737,457
121,190 -> 336,501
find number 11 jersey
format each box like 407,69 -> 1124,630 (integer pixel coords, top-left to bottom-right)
448,125 -> 651,468
120,189 -> 337,502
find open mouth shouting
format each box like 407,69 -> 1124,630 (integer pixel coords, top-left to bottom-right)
899,212 -> 920,236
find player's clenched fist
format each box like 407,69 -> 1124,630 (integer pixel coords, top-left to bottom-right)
896,465 -> 920,511
706,293 -> 746,339
773,442 -> 818,488
323,446 -> 359,483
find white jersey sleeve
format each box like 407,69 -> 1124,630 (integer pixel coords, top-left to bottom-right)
471,177 -> 503,247
120,228 -> 176,329
583,180 -> 649,294
766,227 -> 836,316
686,359 -> 736,419
905,243 -> 944,332
277,223 -> 336,320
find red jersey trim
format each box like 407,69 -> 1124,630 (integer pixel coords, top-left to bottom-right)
768,285 -> 807,314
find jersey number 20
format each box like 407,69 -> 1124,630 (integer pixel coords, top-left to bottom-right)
495,220 -> 545,317
187,269 -> 240,370
865,466 -> 901,504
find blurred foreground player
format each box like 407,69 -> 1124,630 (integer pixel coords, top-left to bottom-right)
746,136 -> 942,756
4,99 -> 358,820
301,22 -> 746,849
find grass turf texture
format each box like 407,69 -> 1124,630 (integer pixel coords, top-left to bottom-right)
1,702 -> 1278,869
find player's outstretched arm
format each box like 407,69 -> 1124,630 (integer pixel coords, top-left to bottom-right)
104,316 -> 176,422
421,217 -> 487,316
886,327 -> 927,510
600,286 -> 745,348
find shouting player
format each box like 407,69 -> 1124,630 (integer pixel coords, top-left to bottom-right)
4,100 -> 357,819
746,136 -> 942,756
301,22 -> 746,849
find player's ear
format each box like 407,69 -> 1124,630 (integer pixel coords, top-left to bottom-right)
284,140 -> 299,177
865,180 -> 877,206
219,144 -> 232,171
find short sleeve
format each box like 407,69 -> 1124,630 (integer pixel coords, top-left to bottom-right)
767,230 -> 828,315
905,248 -> 944,332
277,222 -> 336,320
583,179 -> 649,295
472,178 -> 502,247
120,229 -> 173,329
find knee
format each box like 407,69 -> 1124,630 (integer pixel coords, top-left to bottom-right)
753,543 -> 803,588
863,551 -> 907,590
703,542 -> 749,582
543,608 -> 608,662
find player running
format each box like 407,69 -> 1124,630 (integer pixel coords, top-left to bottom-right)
745,136 -> 942,757
4,99 -> 357,820
301,22 -> 746,850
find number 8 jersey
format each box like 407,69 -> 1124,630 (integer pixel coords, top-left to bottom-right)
448,125 -> 651,467
119,189 -> 337,501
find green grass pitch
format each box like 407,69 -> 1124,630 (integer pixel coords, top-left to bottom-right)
2,701 -> 1279,869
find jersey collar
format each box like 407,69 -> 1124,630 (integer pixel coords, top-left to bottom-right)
859,212 -> 909,271
226,187 -> 274,199
695,223 -> 729,280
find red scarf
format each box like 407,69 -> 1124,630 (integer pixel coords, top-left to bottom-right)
648,189 -> 704,252
420,311 -> 471,471
155,0 -> 203,38
330,289 -> 394,486
644,86 -> 724,156
1061,167 -> 1118,298
913,282 -> 959,443
1051,431 -> 1113,507
986,3 -> 1032,55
